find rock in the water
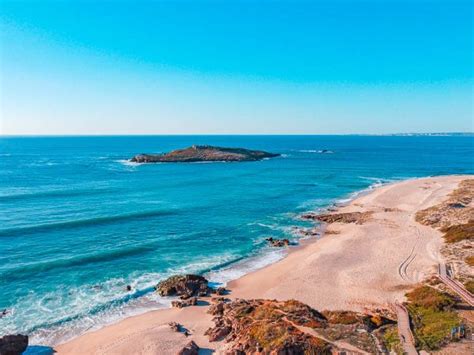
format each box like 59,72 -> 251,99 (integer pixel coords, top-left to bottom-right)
0,309 -> 9,319
0,334 -> 28,355
156,275 -> 209,297
265,237 -> 290,247
130,145 -> 280,163
177,340 -> 199,355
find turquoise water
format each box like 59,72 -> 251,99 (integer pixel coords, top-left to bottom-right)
1,135 -> 473,344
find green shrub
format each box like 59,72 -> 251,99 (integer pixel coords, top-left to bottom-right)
408,305 -> 460,350
406,285 -> 461,350
382,326 -> 403,354
406,285 -> 456,311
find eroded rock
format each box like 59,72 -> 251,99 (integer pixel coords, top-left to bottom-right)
302,211 -> 373,225
156,275 -> 209,297
265,237 -> 290,247
171,297 -> 198,308
204,299 -> 389,354
0,334 -> 28,355
177,340 -> 199,355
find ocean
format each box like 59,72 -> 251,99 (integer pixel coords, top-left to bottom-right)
1,135 -> 473,345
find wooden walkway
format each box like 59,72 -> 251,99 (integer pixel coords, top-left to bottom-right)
394,303 -> 418,355
438,263 -> 474,306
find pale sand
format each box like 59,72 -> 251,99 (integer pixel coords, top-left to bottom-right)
56,175 -> 470,355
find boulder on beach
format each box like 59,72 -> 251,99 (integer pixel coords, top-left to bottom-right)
156,274 -> 209,297
177,340 -> 199,355
171,297 -> 198,308
0,334 -> 28,355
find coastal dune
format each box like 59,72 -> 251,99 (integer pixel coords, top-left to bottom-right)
230,175 -> 465,311
56,175 -> 470,354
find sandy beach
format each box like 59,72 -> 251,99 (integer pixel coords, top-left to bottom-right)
55,175 -> 471,354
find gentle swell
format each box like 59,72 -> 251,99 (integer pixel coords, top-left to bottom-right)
0,243 -> 158,281
0,209 -> 177,237
0,188 -> 117,202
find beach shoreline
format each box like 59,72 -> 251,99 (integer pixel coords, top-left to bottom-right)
54,174 -> 471,354
31,176 -> 384,346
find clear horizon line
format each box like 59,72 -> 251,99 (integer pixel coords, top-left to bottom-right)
1,132 -> 473,138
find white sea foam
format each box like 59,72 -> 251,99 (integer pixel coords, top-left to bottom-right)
115,159 -> 143,167
206,248 -> 286,286
19,178 -> 396,347
297,149 -> 334,154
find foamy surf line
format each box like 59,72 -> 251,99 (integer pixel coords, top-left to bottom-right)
25,178 -> 393,347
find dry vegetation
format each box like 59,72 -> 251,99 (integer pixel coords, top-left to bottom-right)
416,179 -> 474,229
411,179 -> 473,352
416,179 -> 474,286
441,220 -> 474,244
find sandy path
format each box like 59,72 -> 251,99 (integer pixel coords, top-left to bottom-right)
55,175 -> 470,354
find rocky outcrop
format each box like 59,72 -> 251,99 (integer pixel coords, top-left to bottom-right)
156,275 -> 209,298
205,299 -> 331,353
177,340 -> 199,355
265,237 -> 290,247
168,321 -> 181,332
130,145 -> 279,163
302,211 -> 373,225
171,297 -> 198,308
0,334 -> 28,355
204,299 -> 392,354
214,287 -> 227,295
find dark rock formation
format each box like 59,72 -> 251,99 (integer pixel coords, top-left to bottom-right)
0,309 -> 9,319
168,321 -> 181,332
207,301 -> 226,316
156,275 -> 209,298
171,297 -> 198,308
130,145 -> 279,163
301,211 -> 373,225
177,340 -> 199,355
0,334 -> 28,355
215,287 -> 227,295
265,237 -> 290,247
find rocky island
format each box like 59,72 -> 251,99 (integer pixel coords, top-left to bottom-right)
130,145 -> 279,163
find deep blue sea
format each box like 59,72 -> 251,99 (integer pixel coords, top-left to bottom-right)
1,135 -> 473,345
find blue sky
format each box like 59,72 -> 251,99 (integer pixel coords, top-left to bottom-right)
1,0 -> 472,135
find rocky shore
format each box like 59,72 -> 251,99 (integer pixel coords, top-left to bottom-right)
53,175 -> 473,355
130,145 -> 280,163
